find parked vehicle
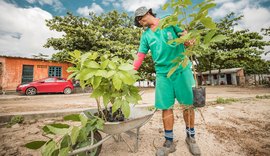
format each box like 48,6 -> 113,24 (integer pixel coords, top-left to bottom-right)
16,77 -> 74,95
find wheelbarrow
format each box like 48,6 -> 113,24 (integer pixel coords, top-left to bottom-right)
69,106 -> 156,156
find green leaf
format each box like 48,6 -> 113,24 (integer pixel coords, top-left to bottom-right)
200,3 -> 216,13
96,118 -> 104,130
41,140 -> 58,156
183,0 -> 192,5
126,95 -> 138,104
182,57 -> 189,68
80,52 -> 91,65
92,76 -> 102,89
200,17 -> 216,29
25,141 -> 46,149
71,126 -> 80,145
85,61 -> 100,69
101,60 -> 109,69
73,50 -> 81,59
60,134 -> 71,148
42,123 -> 70,134
121,101 -> 130,118
210,35 -> 228,43
79,114 -> 88,127
77,127 -> 88,142
103,93 -> 111,107
112,74 -> 122,90
67,67 -> 78,73
118,71 -> 135,85
89,52 -> 99,60
167,65 -> 178,78
59,147 -> 69,156
112,99 -> 122,114
79,68 -> 97,80
95,70 -> 108,77
204,30 -> 216,44
118,63 -> 133,71
46,125 -> 69,135
108,61 -> 116,69
162,3 -> 169,10
63,114 -> 80,121
90,89 -> 103,98
67,72 -> 77,80
106,70 -> 116,78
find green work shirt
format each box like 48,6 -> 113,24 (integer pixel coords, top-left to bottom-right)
138,25 -> 191,74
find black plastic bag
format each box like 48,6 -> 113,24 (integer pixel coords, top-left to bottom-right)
192,87 -> 206,107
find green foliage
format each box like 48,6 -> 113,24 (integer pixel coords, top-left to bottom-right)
160,0 -> 227,79
67,50 -> 142,118
255,95 -> 270,99
45,11 -> 142,62
216,97 -> 239,104
25,113 -> 104,156
195,13 -> 270,79
7,115 -> 24,127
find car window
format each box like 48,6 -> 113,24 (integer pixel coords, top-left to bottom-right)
56,78 -> 66,82
44,78 -> 55,82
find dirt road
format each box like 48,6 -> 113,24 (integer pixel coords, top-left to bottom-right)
0,86 -> 270,114
0,96 -> 269,156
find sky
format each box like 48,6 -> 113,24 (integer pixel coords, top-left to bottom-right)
0,0 -> 270,60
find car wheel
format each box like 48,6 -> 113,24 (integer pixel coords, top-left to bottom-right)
26,87 -> 37,96
64,87 -> 72,94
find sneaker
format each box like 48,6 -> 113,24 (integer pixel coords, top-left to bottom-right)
185,137 -> 201,156
156,140 -> 176,156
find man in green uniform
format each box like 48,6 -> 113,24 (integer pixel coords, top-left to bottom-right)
133,7 -> 201,156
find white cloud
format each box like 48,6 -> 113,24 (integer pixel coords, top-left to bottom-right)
121,0 -> 167,12
113,2 -> 121,8
0,1 -> 63,58
77,3 -> 104,16
102,0 -> 115,6
26,0 -> 64,12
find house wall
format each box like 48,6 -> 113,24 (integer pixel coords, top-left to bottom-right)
1,57 -> 72,91
231,73 -> 237,85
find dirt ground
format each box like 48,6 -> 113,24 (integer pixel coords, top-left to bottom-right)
0,86 -> 270,156
0,86 -> 270,114
0,96 -> 270,156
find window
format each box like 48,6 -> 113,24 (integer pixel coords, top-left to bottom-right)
56,78 -> 66,82
220,74 -> 225,78
44,78 -> 55,82
48,66 -> 62,77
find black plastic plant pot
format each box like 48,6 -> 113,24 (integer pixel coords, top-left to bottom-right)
192,87 -> 206,107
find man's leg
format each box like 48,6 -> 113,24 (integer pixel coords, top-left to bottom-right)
163,109 -> 174,131
183,107 -> 195,137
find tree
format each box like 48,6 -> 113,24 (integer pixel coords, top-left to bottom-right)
45,11 -> 142,62
45,11 -> 156,80
196,13 -> 270,85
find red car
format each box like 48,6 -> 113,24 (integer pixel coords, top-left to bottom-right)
16,77 -> 74,95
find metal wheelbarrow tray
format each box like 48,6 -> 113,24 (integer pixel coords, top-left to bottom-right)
69,106 -> 155,155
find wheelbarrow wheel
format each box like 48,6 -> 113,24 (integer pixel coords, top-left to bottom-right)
73,131 -> 102,156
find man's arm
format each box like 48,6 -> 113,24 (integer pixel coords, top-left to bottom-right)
133,52 -> 146,70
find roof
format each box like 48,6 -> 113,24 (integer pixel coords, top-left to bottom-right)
0,55 -> 69,64
201,68 -> 243,75
0,55 -> 49,61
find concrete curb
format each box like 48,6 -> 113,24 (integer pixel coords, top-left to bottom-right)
0,104 -> 155,123
1,95 -> 268,123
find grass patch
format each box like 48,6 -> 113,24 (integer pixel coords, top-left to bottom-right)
255,95 -> 270,99
7,115 -> 24,128
216,97 -> 239,104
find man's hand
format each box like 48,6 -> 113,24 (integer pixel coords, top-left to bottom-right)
133,52 -> 146,70
181,30 -> 196,47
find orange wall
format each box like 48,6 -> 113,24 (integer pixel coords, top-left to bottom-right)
0,57 -> 72,91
